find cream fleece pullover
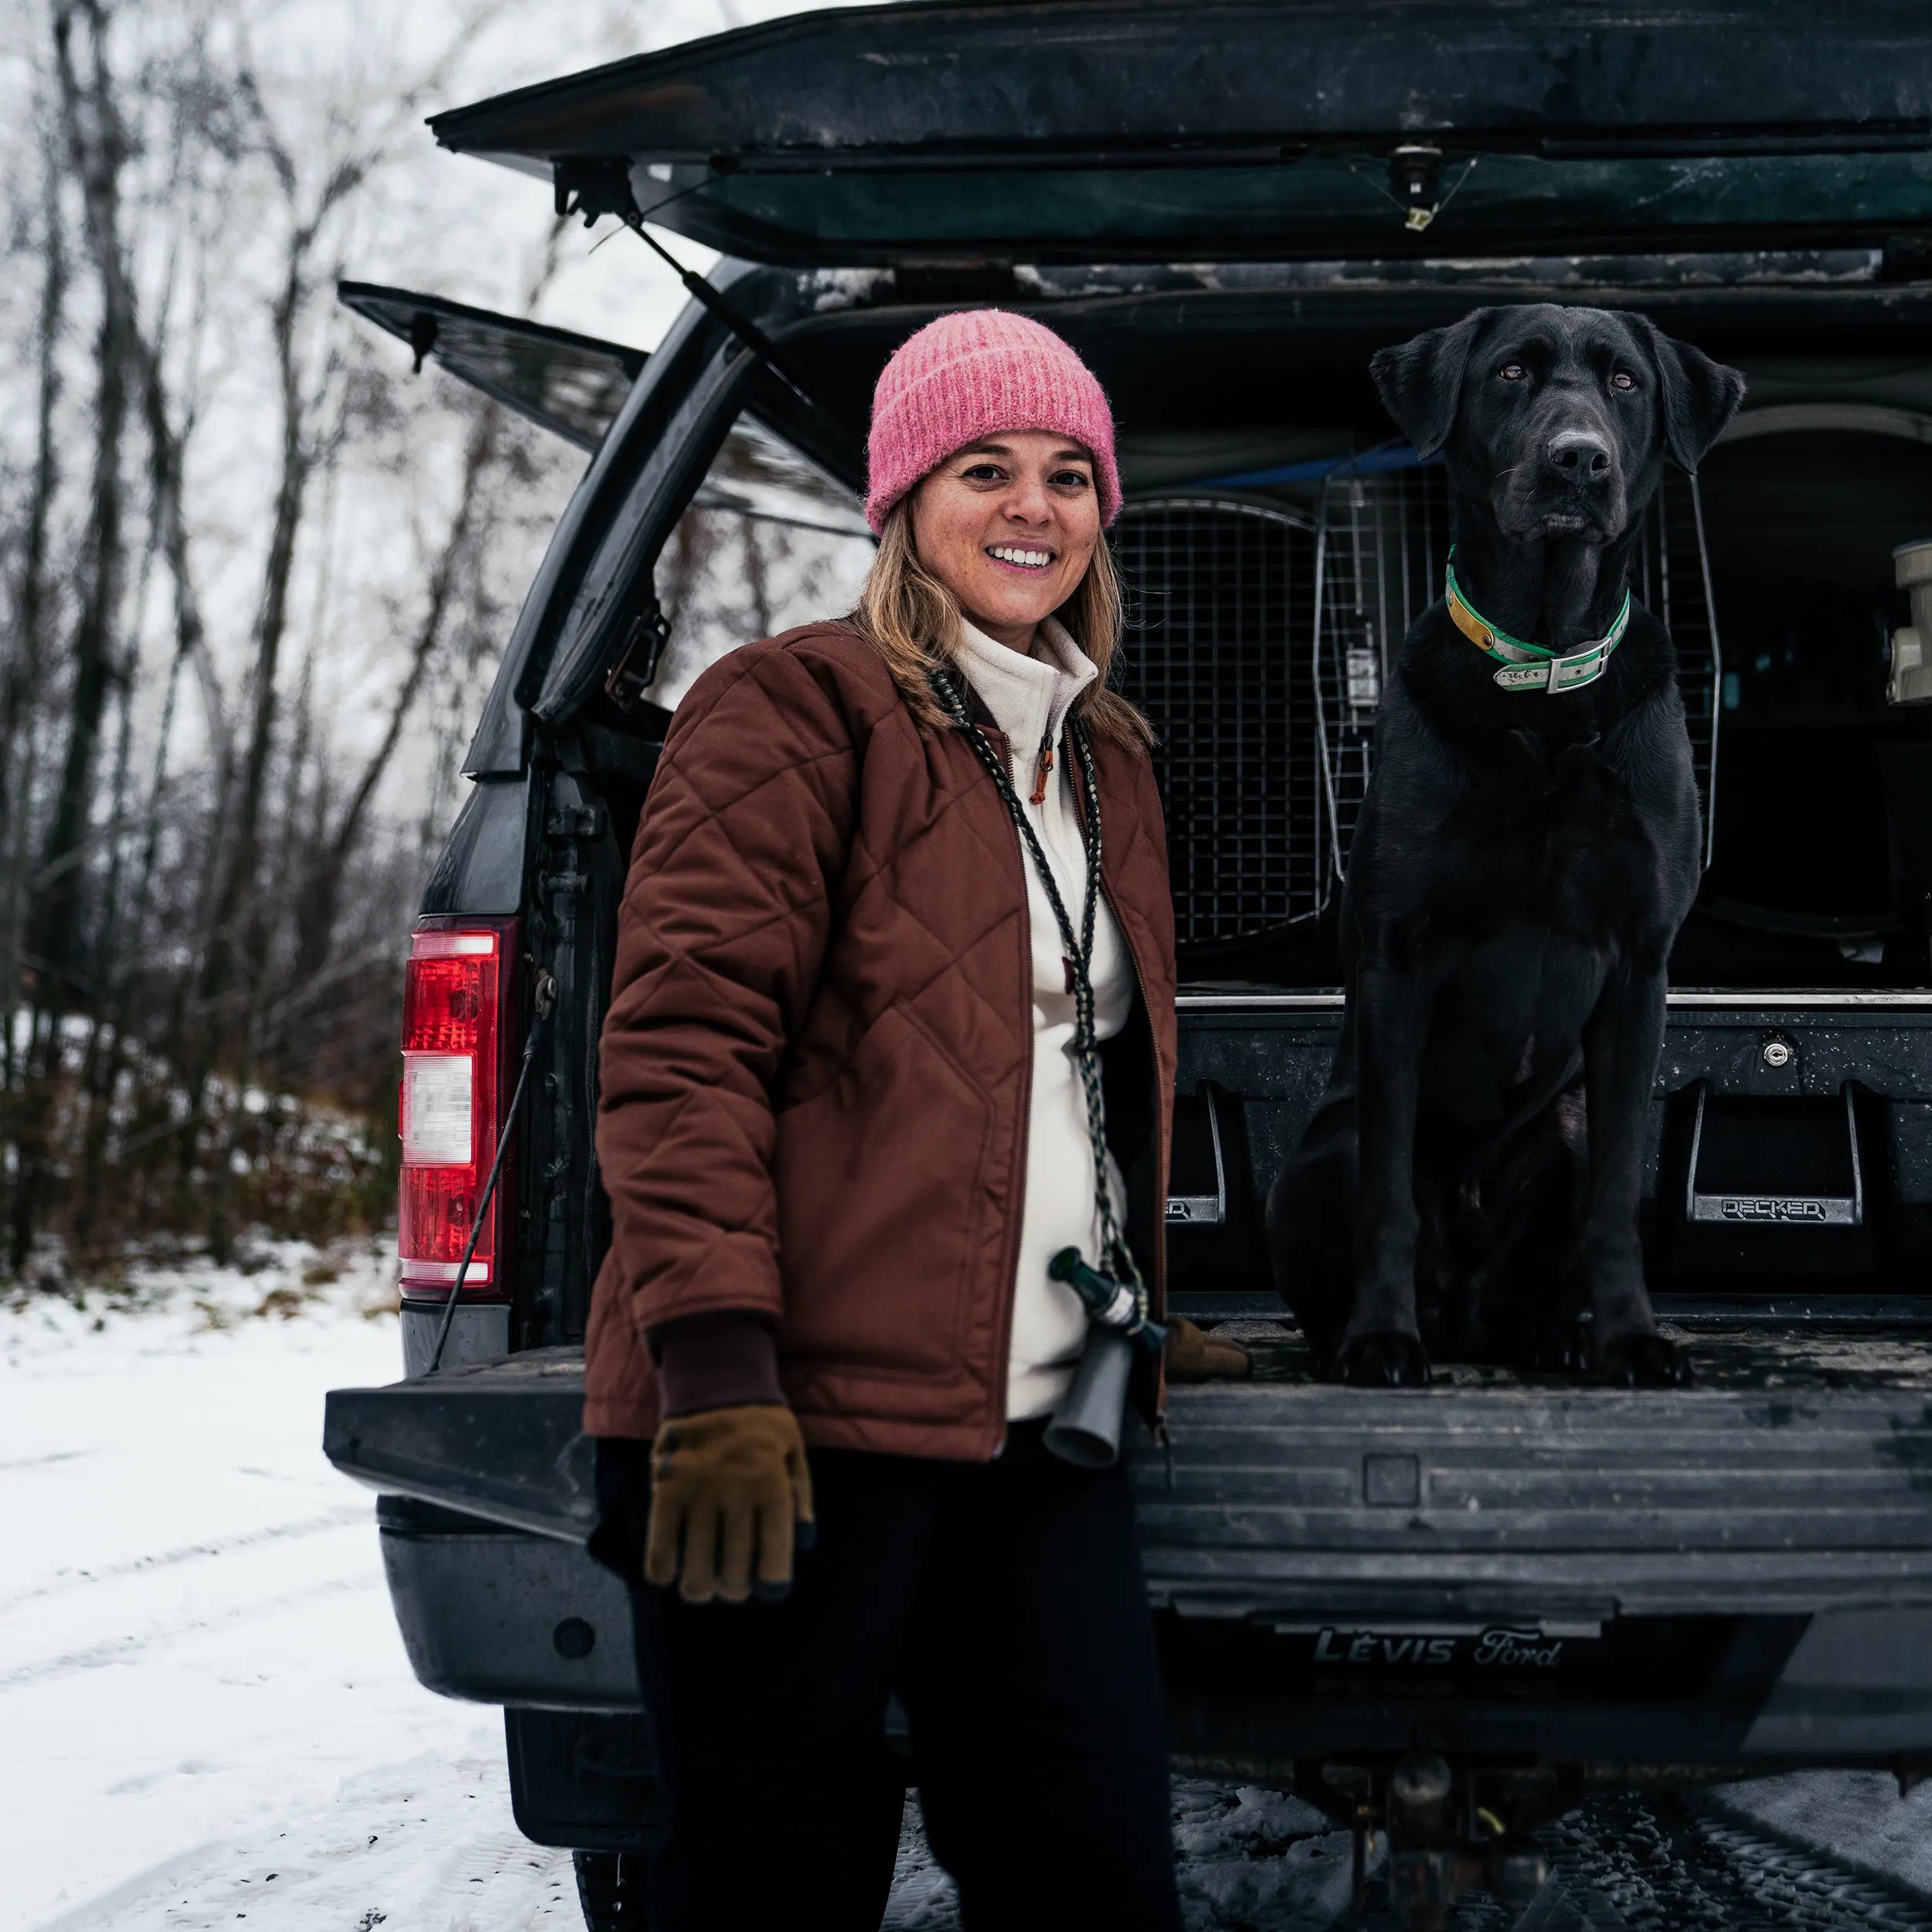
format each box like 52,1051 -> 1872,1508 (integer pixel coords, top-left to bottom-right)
952,617 -> 1136,1423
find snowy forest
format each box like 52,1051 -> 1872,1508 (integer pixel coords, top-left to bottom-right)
0,0 -> 859,1285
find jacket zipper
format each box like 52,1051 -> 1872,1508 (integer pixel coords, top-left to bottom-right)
976,723 -> 1032,1462
1030,731 -> 1054,807
1095,880 -> 1170,1446
1078,728 -> 1172,1446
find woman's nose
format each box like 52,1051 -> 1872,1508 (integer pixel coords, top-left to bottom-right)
1002,478 -> 1054,523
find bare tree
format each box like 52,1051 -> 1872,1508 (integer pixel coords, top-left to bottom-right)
0,107 -> 69,1097
7,2 -> 141,1271
0,0 -> 609,1281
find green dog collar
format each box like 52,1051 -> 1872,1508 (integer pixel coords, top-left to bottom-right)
1444,548 -> 1631,693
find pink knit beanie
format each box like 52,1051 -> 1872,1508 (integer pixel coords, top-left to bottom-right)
864,309 -> 1121,533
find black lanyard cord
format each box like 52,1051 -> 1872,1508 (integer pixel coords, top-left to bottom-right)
930,668 -> 1148,1327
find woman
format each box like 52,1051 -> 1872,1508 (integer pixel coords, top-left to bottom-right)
585,309 -> 1244,1930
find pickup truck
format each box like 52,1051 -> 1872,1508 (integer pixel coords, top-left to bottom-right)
324,5 -> 1932,1925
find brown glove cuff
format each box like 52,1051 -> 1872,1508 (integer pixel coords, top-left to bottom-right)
651,1401 -> 803,1475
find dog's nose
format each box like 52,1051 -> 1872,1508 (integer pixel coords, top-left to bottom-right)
1546,429 -> 1613,478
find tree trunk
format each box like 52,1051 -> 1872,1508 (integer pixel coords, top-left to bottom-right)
185,241 -> 315,1257
0,114 -> 67,1104
13,2 -> 134,1274
34,2 -> 133,1017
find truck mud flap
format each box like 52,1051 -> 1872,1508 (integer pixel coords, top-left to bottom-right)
504,1709 -> 668,1851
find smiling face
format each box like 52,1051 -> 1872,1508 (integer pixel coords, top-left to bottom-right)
907,430 -> 1102,651
1453,306 -> 1665,545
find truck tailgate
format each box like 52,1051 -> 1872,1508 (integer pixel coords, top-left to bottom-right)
324,1338 -> 1932,1757
325,1329 -> 1932,1619
1142,1380 -> 1932,1622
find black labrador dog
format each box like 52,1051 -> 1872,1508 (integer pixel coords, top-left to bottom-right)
1266,304 -> 1744,1387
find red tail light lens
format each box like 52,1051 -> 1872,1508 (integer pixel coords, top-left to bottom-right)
400,921 -> 514,1296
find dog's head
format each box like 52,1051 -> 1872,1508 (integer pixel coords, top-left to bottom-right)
1370,304 -> 1744,545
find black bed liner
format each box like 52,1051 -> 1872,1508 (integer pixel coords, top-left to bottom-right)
325,1325 -> 1932,1624
1234,1320 -> 1932,1396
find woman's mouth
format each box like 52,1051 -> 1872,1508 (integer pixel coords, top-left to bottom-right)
987,545 -> 1054,572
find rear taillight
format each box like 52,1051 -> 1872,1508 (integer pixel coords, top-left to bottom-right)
400,920 -> 515,1297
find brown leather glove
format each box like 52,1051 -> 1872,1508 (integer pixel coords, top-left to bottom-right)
645,1403 -> 815,1604
1165,1316 -> 1250,1382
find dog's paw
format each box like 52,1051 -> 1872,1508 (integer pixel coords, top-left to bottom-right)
1596,1328 -> 1693,1388
1335,1328 -> 1432,1387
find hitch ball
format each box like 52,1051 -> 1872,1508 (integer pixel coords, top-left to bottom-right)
1490,1842 -> 1551,1908
1389,1751 -> 1454,1830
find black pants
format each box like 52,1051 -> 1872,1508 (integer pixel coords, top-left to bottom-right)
597,1423 -> 1182,1932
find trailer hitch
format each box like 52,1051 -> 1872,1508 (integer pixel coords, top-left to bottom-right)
1325,1754 -> 1556,1930
1381,1754 -> 1550,1930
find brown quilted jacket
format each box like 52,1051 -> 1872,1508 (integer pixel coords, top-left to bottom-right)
583,620 -> 1177,1459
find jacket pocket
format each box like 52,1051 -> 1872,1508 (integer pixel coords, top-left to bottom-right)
771,1005 -> 998,1379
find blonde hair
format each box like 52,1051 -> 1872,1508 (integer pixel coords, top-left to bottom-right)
847,499 -> 1153,750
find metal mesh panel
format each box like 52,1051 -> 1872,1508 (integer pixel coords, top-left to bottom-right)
1111,498 -> 1318,942
1312,464 -> 1452,890
1636,470 -> 1723,866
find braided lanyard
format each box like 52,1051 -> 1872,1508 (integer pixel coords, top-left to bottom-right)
930,668 -> 1150,1327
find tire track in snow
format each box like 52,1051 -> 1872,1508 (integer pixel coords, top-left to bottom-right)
22,1838 -> 236,1932
0,1449 -> 96,1475
22,1750 -> 580,1932
0,1570 -> 379,1694
0,1503 -> 369,1617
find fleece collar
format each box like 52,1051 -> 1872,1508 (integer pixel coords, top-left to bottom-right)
952,616 -> 1099,768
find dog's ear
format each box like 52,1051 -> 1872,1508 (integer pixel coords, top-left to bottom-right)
1630,317 -> 1746,473
1369,309 -> 1491,460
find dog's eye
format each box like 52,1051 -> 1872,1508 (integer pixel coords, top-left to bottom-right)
1611,369 -> 1637,391
1498,362 -> 1527,382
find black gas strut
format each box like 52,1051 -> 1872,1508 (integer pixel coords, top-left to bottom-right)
553,158 -> 849,455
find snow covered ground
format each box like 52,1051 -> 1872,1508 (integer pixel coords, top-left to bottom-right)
0,1240 -> 556,1932
5,1245 -> 1931,1931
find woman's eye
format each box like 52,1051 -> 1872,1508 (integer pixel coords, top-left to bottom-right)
1052,470 -> 1092,490
1611,369 -> 1637,392
1498,362 -> 1527,382
961,464 -> 1005,482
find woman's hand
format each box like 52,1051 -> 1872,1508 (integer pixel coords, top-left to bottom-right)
645,1404 -> 816,1604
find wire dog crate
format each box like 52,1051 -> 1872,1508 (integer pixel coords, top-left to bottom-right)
1635,469 -> 1723,869
1113,472 -> 1722,947
1311,462 -> 1452,893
